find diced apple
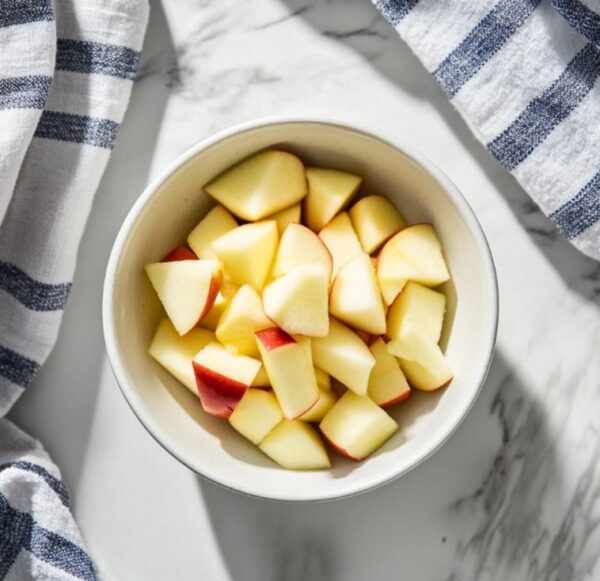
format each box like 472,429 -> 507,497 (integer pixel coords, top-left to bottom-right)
255,328 -> 319,419
251,364 -> 270,387
145,260 -> 222,335
162,245 -> 197,262
148,318 -> 214,395
318,212 -> 363,277
329,253 -> 386,335
192,342 -> 261,418
299,388 -> 338,422
187,205 -> 238,260
204,150 -> 307,221
320,391 -> 398,460
199,280 -> 239,332
311,318 -> 375,396
349,195 -> 405,254
259,420 -> 330,470
268,203 -> 301,234
270,223 -> 333,282
212,220 -> 278,291
305,167 -> 362,232
386,282 -> 446,358
367,338 -> 410,407
376,224 -> 450,305
216,284 -> 272,357
263,265 -> 329,337
295,335 -> 313,369
228,389 -> 283,444
315,367 -> 331,391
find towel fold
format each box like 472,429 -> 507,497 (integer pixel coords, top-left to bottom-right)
0,1 -> 148,578
373,0 -> 600,261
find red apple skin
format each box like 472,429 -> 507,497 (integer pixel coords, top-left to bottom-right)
320,431 -> 362,461
255,327 -> 295,351
197,271 -> 223,324
192,361 -> 248,418
162,246 -> 197,262
379,389 -> 411,409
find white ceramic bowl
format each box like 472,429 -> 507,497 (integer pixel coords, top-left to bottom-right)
103,117 -> 498,501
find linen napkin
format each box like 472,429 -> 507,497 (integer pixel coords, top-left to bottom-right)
372,0 -> 600,261
0,0 -> 148,578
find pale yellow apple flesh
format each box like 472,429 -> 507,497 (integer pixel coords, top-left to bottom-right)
271,223 -> 333,281
329,253 -> 386,335
229,389 -> 283,445
304,167 -> 362,232
211,220 -> 278,291
259,420 -> 331,470
349,194 -> 405,254
187,204 -> 238,260
367,337 -> 411,407
145,259 -> 222,335
263,265 -> 329,337
216,284 -> 272,357
318,212 -> 363,277
299,388 -> 338,422
320,391 -> 398,461
199,280 -> 239,331
314,367 -> 331,391
255,328 -> 319,419
268,203 -> 301,234
148,318 -> 215,395
251,364 -> 270,387
311,318 -> 375,396
205,150 -> 307,221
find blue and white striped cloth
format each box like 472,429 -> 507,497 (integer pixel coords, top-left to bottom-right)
0,0 -> 148,578
373,0 -> 600,261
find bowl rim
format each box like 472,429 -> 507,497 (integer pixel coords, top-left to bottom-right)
102,115 -> 499,502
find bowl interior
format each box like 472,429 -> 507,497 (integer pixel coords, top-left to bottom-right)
105,120 -> 497,500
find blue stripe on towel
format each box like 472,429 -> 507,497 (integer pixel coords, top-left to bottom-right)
35,111 -> 120,149
0,345 -> 39,388
551,0 -> 600,47
373,0 -> 420,26
0,76 -> 52,111
0,493 -> 96,580
434,0 -> 541,98
0,0 -> 54,28
56,39 -> 141,80
0,462 -> 69,507
550,170 -> 600,239
488,42 -> 600,170
0,261 -> 71,312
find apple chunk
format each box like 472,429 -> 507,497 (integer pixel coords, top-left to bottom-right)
263,265 -> 329,337
305,167 -> 362,232
149,318 -> 215,395
145,259 -> 222,335
318,212 -> 363,277
386,282 -> 446,358
259,420 -> 331,470
367,338 -> 411,407
204,150 -> 307,221
377,224 -> 450,305
271,223 -> 333,281
299,388 -> 338,422
330,253 -> 386,335
255,328 -> 319,419
212,220 -> 278,291
349,195 -> 405,254
320,391 -> 398,460
229,389 -> 283,445
198,280 -> 239,332
311,318 -> 375,396
267,203 -> 301,234
162,245 -> 197,262
187,205 -> 238,260
192,342 -> 261,418
216,284 -> 272,357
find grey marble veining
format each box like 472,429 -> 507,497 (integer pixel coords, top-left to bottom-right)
8,0 -> 600,579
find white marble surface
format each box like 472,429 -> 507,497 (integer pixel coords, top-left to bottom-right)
9,0 -> 600,579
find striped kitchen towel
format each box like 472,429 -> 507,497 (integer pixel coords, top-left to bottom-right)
373,0 -> 600,261
0,0 -> 148,578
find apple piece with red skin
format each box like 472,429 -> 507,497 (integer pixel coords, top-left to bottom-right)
319,391 -> 398,460
255,327 -> 319,419
162,245 -> 197,262
192,342 -> 260,418
145,260 -> 223,335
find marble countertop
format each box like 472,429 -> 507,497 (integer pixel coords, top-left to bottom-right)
9,0 -> 600,579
